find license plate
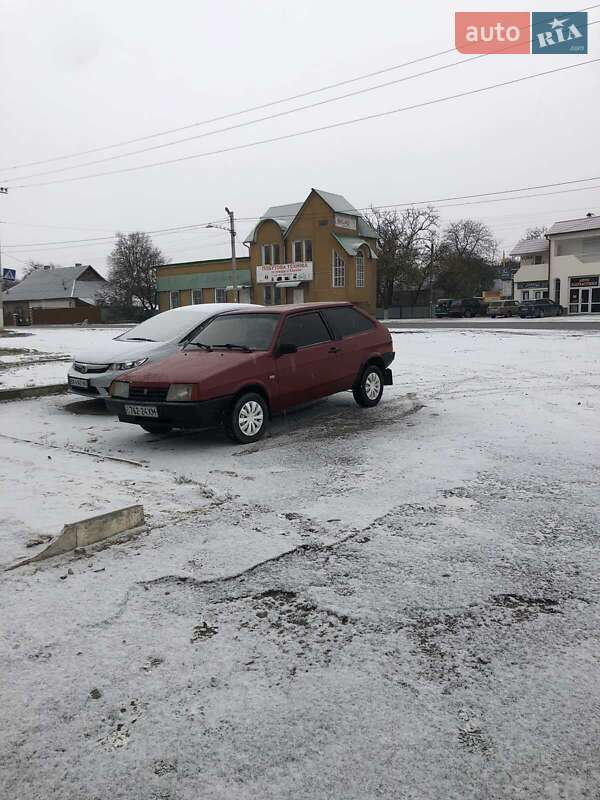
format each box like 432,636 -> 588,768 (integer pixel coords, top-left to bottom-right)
69,376 -> 89,389
124,404 -> 159,418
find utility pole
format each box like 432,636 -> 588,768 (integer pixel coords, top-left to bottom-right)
225,207 -> 237,302
429,236 -> 435,318
0,188 -> 7,330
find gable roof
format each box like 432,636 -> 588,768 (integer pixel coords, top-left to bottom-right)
547,215 -> 600,236
2,265 -> 106,303
244,189 -> 377,243
509,238 -> 548,257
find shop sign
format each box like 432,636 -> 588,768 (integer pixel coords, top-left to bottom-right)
569,275 -> 599,288
516,280 -> 548,289
334,213 -> 357,231
256,262 -> 313,284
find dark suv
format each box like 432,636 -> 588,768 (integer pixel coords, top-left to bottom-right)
519,299 -> 563,318
434,298 -> 488,318
107,302 -> 395,443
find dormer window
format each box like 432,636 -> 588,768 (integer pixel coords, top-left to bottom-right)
261,243 -> 281,265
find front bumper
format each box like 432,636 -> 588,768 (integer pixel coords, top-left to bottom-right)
106,395 -> 233,429
67,367 -> 120,398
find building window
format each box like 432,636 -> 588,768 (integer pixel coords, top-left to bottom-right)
332,250 -> 345,288
262,243 -> 281,265
522,290 -> 530,300
534,255 -> 543,264
264,286 -> 272,305
356,252 -> 365,288
555,278 -> 561,303
292,240 -> 312,262
192,289 -> 203,304
170,290 -> 180,309
214,288 -> 226,303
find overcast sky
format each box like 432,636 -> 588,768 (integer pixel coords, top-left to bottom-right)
1,0 -> 598,277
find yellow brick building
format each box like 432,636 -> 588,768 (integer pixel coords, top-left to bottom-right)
157,189 -> 378,313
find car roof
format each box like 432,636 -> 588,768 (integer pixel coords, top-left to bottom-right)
217,301 -> 354,315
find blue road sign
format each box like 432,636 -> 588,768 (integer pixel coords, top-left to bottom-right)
2,268 -> 17,281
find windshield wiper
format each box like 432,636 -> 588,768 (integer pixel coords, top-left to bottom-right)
184,341 -> 213,351
211,343 -> 253,352
124,337 -> 156,342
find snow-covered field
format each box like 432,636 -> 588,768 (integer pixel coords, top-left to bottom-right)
0,326 -> 128,390
1,328 -> 599,799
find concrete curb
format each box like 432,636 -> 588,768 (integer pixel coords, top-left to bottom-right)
7,504 -> 145,570
0,383 -> 68,402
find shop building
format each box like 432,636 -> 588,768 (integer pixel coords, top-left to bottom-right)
510,214 -> 600,313
157,189 -> 378,314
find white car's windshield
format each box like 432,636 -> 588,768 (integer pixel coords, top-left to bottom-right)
116,308 -> 214,343
190,313 -> 279,351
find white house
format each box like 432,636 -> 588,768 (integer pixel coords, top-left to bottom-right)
510,214 -> 600,313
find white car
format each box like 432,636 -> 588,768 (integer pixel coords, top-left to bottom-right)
67,303 -> 257,398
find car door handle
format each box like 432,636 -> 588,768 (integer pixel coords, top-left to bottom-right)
328,346 -> 341,354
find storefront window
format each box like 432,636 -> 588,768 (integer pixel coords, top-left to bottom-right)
214,288 -> 226,303
192,290 -> 202,304
170,290 -> 180,309
522,291 -> 529,300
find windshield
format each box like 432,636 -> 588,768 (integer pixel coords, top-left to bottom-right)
116,307 -> 214,343
190,313 -> 279,351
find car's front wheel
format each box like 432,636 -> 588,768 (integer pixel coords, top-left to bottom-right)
353,364 -> 384,408
139,422 -> 173,434
224,392 -> 268,444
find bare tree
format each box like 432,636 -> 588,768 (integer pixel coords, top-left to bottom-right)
436,219 -> 498,297
442,219 -> 498,262
366,206 -> 439,308
104,232 -> 166,313
523,225 -> 548,240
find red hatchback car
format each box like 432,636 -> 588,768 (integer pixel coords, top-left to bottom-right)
107,302 -> 395,443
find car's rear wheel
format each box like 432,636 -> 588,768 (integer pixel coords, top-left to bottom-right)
464,309 -> 473,318
224,392 -> 268,444
139,422 -> 173,434
353,364 -> 384,408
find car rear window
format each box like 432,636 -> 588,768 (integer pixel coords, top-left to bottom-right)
280,312 -> 331,348
322,307 -> 374,338
191,313 -> 279,350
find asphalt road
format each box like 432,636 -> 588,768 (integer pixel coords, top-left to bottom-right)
382,316 -> 600,331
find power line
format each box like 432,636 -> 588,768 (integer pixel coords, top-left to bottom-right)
5,174 -> 600,254
8,58 -> 599,191
3,2 -> 599,176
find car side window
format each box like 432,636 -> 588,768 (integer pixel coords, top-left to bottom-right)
280,312 -> 331,348
322,307 -> 375,338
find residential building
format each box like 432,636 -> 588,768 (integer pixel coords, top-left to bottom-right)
510,214 -> 600,313
1,263 -> 107,325
157,188 -> 378,314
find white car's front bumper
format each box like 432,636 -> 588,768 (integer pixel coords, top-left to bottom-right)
67,362 -> 120,398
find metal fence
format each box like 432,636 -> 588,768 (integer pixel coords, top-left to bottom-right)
375,305 -> 432,320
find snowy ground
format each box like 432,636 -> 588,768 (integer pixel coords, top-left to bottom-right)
0,326 -> 128,390
1,328 -> 599,799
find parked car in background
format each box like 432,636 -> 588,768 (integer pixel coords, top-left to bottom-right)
67,303 -> 257,398
487,300 -> 521,318
434,298 -> 488,318
107,302 -> 395,444
519,299 -> 563,318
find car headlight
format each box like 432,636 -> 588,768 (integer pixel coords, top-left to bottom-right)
111,358 -> 148,371
110,381 -> 130,399
166,383 -> 194,402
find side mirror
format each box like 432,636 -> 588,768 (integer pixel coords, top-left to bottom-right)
277,342 -> 297,356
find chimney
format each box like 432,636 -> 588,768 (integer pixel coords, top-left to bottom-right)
75,262 -> 82,267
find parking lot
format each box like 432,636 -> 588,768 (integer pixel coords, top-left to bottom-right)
1,326 -> 600,799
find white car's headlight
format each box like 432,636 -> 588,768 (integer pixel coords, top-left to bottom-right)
110,381 -> 130,398
166,383 -> 194,402
111,358 -> 148,371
